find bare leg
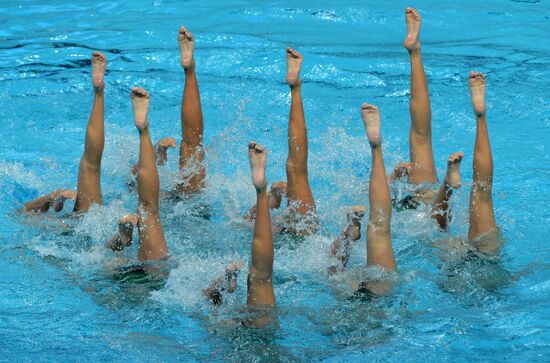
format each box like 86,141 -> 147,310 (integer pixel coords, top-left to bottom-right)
246,142 -> 275,307
431,152 -> 464,230
244,181 -> 287,221
74,52 -> 106,213
203,261 -> 245,305
106,214 -> 139,251
328,206 -> 366,274
131,87 -> 168,261
404,8 -> 437,185
128,137 -> 176,191
23,189 -> 76,213
178,26 -> 205,193
285,48 -> 316,231
467,72 -> 498,253
362,104 -> 396,271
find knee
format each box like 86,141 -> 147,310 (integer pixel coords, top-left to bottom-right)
410,129 -> 432,143
79,158 -> 100,172
368,218 -> 390,234
286,159 -> 307,174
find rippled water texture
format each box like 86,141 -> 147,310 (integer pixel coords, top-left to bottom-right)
1,0 -> 549,361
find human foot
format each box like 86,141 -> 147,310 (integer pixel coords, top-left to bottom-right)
155,137 -> 177,165
91,52 -> 106,92
286,47 -> 303,87
445,152 -> 463,189
344,205 -> 366,241
225,260 -> 246,293
248,141 -> 268,191
130,87 -> 150,131
178,26 -> 195,69
404,7 -> 421,53
51,189 -> 77,212
106,214 -> 139,252
269,182 -> 287,209
390,162 -> 413,181
361,103 -> 381,147
468,71 -> 486,117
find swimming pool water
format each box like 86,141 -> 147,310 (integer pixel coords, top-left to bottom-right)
1,0 -> 549,361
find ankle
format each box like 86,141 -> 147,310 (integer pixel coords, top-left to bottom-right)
289,80 -> 302,90
370,141 -> 382,149
138,125 -> 150,134
184,61 -> 196,73
408,48 -> 421,56
256,182 -> 268,194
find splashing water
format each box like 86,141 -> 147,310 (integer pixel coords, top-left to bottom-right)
1,0 -> 549,361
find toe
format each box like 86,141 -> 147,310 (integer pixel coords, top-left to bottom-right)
93,52 -> 106,62
255,144 -> 265,153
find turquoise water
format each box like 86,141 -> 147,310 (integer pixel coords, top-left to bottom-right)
1,0 -> 550,361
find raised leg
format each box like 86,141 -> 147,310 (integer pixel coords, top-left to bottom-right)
178,26 -> 205,193
131,87 -> 168,261
404,8 -> 437,185
128,136 -> 176,191
74,52 -> 106,213
285,48 -> 315,219
362,104 -> 396,271
246,142 -> 275,307
467,72 -> 498,252
431,152 -> 463,230
328,206 -> 366,274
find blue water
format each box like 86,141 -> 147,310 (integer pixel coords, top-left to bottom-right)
1,0 -> 549,361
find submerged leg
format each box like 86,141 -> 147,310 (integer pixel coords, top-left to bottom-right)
246,142 -> 275,307
362,103 -> 396,272
467,72 -> 498,253
178,26 -> 205,193
328,206 -> 366,274
131,87 -> 168,261
23,189 -> 76,213
404,8 -> 437,185
431,152 -> 463,230
74,52 -> 106,213
285,48 -> 316,232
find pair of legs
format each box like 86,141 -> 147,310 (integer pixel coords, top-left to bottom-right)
330,104 -> 396,295
107,88 -> 168,261
24,52 -> 107,214
205,142 -> 275,308
125,26 -> 204,197
245,49 -> 316,235
397,8 -> 463,229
